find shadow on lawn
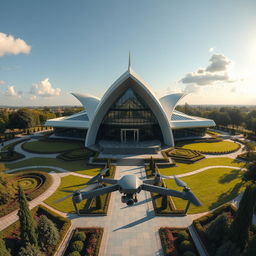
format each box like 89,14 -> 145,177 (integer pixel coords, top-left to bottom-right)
219,169 -> 241,183
209,182 -> 244,210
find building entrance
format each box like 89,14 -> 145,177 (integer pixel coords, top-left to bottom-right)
121,128 -> 139,143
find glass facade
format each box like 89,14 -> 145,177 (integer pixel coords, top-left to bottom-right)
172,127 -> 206,140
96,88 -> 163,142
54,127 -> 87,138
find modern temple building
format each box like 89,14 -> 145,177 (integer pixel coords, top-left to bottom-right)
45,59 -> 215,153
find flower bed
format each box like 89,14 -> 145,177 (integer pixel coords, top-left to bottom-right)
63,227 -> 103,256
159,227 -> 199,256
0,204 -> 71,256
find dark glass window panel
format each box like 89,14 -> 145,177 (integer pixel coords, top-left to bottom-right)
96,87 -> 163,142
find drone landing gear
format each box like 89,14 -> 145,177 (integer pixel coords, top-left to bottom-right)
184,201 -> 191,215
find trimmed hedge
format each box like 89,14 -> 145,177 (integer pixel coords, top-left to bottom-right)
166,147 -> 205,163
145,165 -> 185,215
57,148 -> 94,161
192,203 -> 237,255
0,171 -> 53,217
0,204 -> 71,256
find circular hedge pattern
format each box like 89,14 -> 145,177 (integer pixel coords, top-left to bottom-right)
181,141 -> 240,154
12,173 -> 45,193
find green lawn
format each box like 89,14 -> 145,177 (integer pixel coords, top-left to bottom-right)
22,140 -> 82,153
159,157 -> 245,176
164,167 -> 244,214
181,141 -> 240,153
44,175 -> 90,213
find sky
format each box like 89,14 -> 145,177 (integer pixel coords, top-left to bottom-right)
0,0 -> 256,106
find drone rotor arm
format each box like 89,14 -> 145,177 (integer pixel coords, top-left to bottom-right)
141,184 -> 187,200
101,178 -> 118,184
81,184 -> 119,199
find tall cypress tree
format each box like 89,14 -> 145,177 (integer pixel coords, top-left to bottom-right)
229,183 -> 256,251
17,185 -> 38,246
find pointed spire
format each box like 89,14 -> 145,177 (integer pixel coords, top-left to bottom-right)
128,52 -> 131,72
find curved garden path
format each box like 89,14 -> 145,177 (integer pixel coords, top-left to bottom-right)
163,165 -> 246,178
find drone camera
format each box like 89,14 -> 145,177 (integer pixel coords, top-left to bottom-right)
73,192 -> 83,204
126,199 -> 134,206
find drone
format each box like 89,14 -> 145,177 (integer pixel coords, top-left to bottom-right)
55,168 -> 201,214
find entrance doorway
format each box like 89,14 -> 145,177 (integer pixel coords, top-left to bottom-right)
121,129 -> 139,143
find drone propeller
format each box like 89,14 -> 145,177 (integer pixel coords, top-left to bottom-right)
54,183 -> 99,203
172,176 -> 201,206
173,175 -> 187,188
183,190 -> 201,206
86,168 -> 109,185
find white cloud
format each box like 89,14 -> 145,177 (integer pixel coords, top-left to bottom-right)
30,78 -> 61,97
209,47 -> 215,52
5,86 -> 21,98
0,32 -> 31,57
0,80 -> 5,85
180,53 -> 236,86
206,54 -> 231,72
183,84 -> 200,94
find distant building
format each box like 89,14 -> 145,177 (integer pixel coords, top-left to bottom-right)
45,58 -> 215,152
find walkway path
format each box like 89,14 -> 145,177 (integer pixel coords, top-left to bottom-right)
164,165 -> 246,178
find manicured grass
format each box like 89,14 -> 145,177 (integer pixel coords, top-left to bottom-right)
164,167 -> 244,214
5,157 -> 98,173
181,141 -> 240,153
22,140 -> 82,153
159,157 -> 245,176
44,175 -> 90,213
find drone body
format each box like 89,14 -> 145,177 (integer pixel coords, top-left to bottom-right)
56,167 -> 202,213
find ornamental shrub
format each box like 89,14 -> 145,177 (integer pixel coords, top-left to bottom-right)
73,231 -> 86,242
179,240 -> 194,253
37,215 -> 60,251
178,231 -> 189,241
18,243 -> 44,256
183,251 -> 196,256
216,241 -> 240,256
68,251 -> 80,256
70,240 -> 84,253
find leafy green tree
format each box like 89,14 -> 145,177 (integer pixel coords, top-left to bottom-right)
246,235 -> 256,256
229,184 -> 256,251
19,243 -> 44,256
0,238 -> 11,256
17,186 -> 38,246
37,215 -> 59,251
216,241 -> 240,256
206,213 -> 229,248
0,118 -> 6,133
243,162 -> 256,182
8,109 -> 33,130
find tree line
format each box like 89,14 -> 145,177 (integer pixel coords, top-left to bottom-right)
0,107 -> 83,134
176,104 -> 256,135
